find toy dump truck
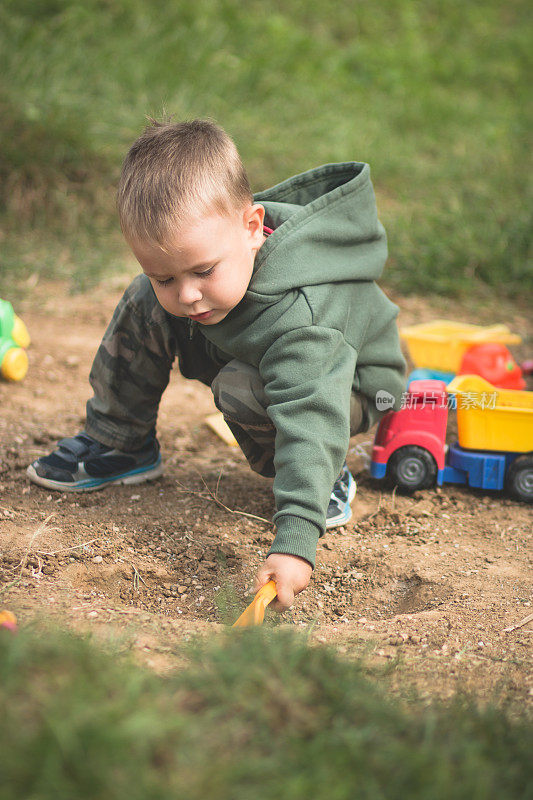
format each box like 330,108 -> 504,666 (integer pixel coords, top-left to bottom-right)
401,319 -> 526,390
370,376 -> 533,503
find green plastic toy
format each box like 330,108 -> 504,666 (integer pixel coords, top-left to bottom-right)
0,299 -> 30,381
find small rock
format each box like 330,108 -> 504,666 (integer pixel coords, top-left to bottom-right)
408,502 -> 433,518
177,585 -> 187,593
92,556 -> 103,564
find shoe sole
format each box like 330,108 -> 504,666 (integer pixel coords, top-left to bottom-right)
26,458 -> 164,493
325,473 -> 357,529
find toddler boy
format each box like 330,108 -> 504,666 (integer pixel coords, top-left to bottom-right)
28,119 -> 405,610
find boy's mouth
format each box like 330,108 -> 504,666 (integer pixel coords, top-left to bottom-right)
189,310 -> 213,321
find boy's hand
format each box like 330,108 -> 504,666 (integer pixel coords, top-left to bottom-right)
254,553 -> 312,612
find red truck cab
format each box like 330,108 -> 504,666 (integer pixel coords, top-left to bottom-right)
371,380 -> 449,490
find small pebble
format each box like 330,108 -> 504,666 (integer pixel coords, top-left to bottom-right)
92,556 -> 103,564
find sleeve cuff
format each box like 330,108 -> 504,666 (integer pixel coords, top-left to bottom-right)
267,515 -> 321,569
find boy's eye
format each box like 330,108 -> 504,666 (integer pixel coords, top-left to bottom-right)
196,266 -> 215,278
154,277 -> 174,286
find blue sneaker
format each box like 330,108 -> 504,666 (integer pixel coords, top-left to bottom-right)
325,462 -> 356,528
26,432 -> 163,492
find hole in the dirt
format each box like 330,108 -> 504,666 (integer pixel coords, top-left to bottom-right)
391,574 -> 451,615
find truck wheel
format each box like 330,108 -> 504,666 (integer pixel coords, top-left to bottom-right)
387,446 -> 437,492
506,455 -> 533,503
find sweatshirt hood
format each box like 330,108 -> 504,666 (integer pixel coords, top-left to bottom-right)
250,161 -> 387,297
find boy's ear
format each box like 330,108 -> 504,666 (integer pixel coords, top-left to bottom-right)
243,203 -> 265,239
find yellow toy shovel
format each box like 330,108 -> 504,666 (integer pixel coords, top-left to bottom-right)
232,580 -> 277,627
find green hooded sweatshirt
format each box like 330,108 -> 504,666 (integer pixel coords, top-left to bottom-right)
200,161 -> 405,568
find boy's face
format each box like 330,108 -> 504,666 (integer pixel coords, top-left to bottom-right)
128,203 -> 265,325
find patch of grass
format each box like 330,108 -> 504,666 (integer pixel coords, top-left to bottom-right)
0,0 -> 531,297
0,624 -> 531,799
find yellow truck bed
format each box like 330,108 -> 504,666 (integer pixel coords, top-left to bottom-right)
401,320 -> 521,372
447,375 -> 533,453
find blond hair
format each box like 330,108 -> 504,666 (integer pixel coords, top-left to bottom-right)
117,118 -> 253,245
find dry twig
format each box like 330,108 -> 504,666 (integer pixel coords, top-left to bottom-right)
19,514 -> 57,575
366,493 -> 383,521
176,472 -> 271,526
502,612 -> 533,633
1,514 -> 57,595
131,564 -> 147,591
0,505 -> 22,518
37,538 -> 100,556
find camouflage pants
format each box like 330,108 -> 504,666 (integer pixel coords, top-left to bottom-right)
85,275 -> 370,478
211,362 -> 369,478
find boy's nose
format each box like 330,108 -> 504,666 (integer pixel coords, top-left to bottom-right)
178,282 -> 202,305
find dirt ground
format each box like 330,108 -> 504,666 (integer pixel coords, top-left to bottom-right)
1,272 -> 532,707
